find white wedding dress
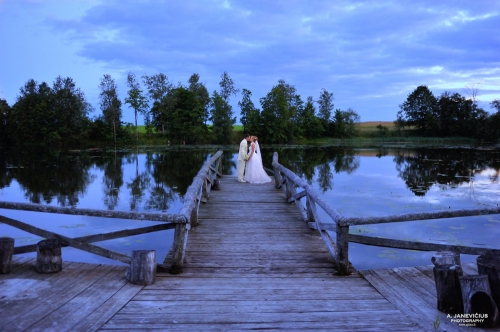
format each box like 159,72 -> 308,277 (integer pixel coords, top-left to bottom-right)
244,141 -> 272,184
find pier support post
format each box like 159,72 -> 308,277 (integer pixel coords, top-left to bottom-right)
459,274 -> 499,327
431,251 -> 461,266
170,223 -> 189,274
0,237 -> 15,274
36,239 -> 62,273
432,264 -> 463,314
126,250 -> 156,285
336,223 -> 350,275
477,252 -> 500,310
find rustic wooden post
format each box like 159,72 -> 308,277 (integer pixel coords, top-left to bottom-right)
432,264 -> 463,314
190,200 -> 199,228
212,178 -> 221,190
170,223 -> 188,274
477,252 -> 500,310
459,274 -> 499,327
431,251 -> 461,266
201,178 -> 209,203
336,223 -> 350,275
125,250 -> 156,285
284,178 -> 294,201
36,239 -> 62,273
0,237 -> 15,274
306,195 -> 315,223
272,152 -> 282,189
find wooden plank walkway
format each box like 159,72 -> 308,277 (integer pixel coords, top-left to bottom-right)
361,263 -> 490,332
0,175 -> 487,331
102,176 -> 420,331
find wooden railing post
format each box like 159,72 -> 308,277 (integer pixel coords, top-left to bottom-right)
170,222 -> 189,274
284,177 -> 294,201
272,152 -> 282,189
306,196 -> 315,223
336,222 -> 350,275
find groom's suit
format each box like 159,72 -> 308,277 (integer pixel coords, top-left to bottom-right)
237,138 -> 248,182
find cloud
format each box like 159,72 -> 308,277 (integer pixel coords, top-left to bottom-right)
1,0 -> 499,122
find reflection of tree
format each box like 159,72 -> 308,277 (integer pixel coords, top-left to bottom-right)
127,171 -> 151,211
145,184 -> 176,211
100,152 -> 124,210
317,163 -> 333,192
261,146 -> 359,190
394,148 -> 500,196
3,151 -> 94,206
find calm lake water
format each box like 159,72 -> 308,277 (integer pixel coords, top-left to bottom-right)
0,146 -> 499,270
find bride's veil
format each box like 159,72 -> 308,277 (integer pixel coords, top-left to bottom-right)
255,140 -> 261,155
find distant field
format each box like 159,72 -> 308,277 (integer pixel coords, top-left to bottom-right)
137,122 -> 394,134
357,121 -> 395,132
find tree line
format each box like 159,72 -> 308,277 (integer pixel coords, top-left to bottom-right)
0,72 -> 361,148
396,85 -> 500,140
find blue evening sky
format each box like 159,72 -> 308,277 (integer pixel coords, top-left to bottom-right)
1,0 -> 499,124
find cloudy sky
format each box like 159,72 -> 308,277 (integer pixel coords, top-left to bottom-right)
1,0 -> 499,124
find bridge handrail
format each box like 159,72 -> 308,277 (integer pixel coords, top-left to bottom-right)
0,150 -> 224,274
270,151 -> 500,275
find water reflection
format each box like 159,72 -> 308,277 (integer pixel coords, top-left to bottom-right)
0,146 -> 499,269
394,148 -> 500,196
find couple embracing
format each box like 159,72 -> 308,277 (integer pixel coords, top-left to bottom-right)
237,134 -> 272,184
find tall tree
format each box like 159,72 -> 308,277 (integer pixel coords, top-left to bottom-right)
210,91 -> 236,144
298,96 -> 324,139
397,85 -> 437,135
219,71 -> 239,102
259,84 -> 290,143
169,87 -> 205,143
125,72 -> 148,142
238,88 -> 261,135
52,76 -> 92,145
188,73 -> 210,126
317,88 -> 334,134
99,74 -> 122,147
332,108 -> 360,138
142,73 -> 172,134
11,79 -> 55,147
0,99 -> 12,145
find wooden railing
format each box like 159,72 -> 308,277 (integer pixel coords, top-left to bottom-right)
0,150 -> 224,274
271,152 -> 500,275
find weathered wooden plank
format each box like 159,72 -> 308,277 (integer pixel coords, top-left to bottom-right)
349,233 -> 500,256
13,223 -> 175,254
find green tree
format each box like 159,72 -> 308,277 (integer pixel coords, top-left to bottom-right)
188,73 -> 210,126
142,73 -> 172,134
317,88 -> 334,135
11,79 -> 55,147
298,96 -> 323,139
435,91 -> 488,138
485,100 -> 500,140
238,88 -> 261,136
398,85 -> 437,135
51,76 -> 92,146
210,91 -> 236,144
169,87 -> 205,143
99,74 -> 122,147
219,71 -> 239,102
332,108 -> 360,138
0,98 -> 12,146
260,84 -> 290,143
125,72 -> 148,142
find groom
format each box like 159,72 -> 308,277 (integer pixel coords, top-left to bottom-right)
237,133 -> 252,182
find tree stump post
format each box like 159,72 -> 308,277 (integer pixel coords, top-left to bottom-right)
477,251 -> 500,310
212,178 -> 221,190
432,264 -> 463,314
36,239 -> 62,273
459,275 -> 499,327
0,237 -> 15,274
431,251 -> 461,266
125,250 -> 156,285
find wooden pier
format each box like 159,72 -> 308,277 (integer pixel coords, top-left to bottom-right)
1,175 -> 490,331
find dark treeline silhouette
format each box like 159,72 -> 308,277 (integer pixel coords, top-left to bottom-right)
396,85 -> 500,140
0,72 -> 363,149
394,148 -> 500,196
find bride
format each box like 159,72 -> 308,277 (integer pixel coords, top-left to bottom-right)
244,136 -> 272,184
